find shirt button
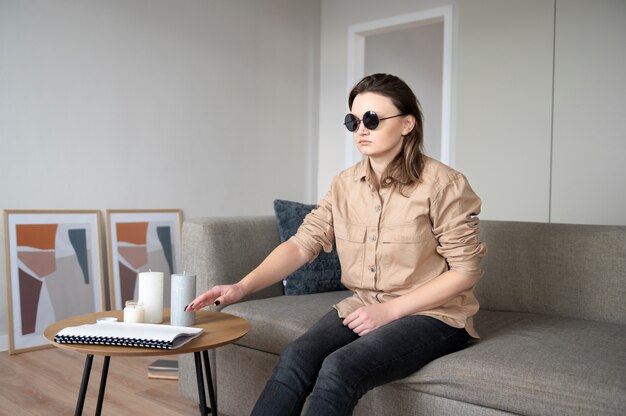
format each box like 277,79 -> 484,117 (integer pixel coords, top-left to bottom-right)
374,205 -> 381,212
369,266 -> 376,273
370,234 -> 377,242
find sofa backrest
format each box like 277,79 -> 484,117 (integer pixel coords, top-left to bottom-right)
474,220 -> 626,325
182,216 -> 284,302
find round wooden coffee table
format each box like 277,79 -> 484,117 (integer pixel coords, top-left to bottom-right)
44,309 -> 249,416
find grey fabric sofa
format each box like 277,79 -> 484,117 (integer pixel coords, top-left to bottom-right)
178,217 -> 626,416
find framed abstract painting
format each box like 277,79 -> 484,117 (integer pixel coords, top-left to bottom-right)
105,209 -> 182,310
3,210 -> 105,354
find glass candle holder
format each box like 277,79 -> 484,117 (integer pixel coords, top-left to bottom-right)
123,300 -> 145,323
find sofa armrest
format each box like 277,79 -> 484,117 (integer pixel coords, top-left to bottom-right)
181,216 -> 284,303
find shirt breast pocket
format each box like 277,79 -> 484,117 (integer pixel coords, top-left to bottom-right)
334,220 -> 366,288
379,218 -> 434,288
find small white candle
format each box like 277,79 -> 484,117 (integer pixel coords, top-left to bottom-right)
123,300 -> 144,323
137,271 -> 164,324
170,273 -> 196,327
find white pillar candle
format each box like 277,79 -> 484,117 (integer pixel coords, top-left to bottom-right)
123,300 -> 145,323
170,273 -> 196,327
137,271 -> 164,324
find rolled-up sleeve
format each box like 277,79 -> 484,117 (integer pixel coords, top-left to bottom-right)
430,173 -> 486,277
290,188 -> 335,262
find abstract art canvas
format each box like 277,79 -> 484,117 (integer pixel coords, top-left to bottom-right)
105,209 -> 182,310
3,210 -> 105,354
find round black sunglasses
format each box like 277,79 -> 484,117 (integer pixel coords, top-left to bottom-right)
344,111 -> 406,132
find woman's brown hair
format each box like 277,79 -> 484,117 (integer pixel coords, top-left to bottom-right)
348,73 -> 425,192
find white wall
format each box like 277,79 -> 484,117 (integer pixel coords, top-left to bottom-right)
0,0 -> 321,351
318,0 -> 626,225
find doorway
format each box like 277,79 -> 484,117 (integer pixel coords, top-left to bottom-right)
346,6 -> 453,167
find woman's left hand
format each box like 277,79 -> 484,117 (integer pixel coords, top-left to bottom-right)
343,303 -> 397,336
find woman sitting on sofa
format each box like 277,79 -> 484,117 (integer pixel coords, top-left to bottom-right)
186,73 -> 486,416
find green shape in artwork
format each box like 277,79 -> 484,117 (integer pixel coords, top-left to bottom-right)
68,229 -> 90,284
157,226 -> 174,274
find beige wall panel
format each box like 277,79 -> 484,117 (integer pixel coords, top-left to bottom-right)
456,0 -> 554,221
551,0 -> 626,225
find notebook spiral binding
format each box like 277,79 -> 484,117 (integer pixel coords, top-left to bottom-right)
54,334 -> 174,349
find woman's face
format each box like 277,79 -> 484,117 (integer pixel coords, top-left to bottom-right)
350,92 -> 414,163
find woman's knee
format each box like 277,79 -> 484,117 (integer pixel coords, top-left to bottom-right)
275,337 -> 327,382
317,350 -> 361,389
279,337 -> 315,367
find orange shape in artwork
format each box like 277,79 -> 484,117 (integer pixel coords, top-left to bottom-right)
116,222 -> 148,245
16,224 -> 58,250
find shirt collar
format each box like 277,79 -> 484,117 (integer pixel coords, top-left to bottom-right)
354,159 -> 371,183
354,159 -> 399,189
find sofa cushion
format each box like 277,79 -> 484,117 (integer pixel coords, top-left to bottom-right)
222,290 -> 351,354
398,310 -> 626,416
224,298 -> 626,416
273,199 -> 344,295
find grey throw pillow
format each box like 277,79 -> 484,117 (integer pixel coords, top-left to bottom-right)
273,199 -> 344,295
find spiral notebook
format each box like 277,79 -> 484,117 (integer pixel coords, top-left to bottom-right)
54,321 -> 203,349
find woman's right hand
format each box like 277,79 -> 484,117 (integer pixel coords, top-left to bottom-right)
183,240 -> 310,312
184,284 -> 246,311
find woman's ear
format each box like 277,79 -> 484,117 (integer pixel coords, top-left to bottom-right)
402,115 -> 416,135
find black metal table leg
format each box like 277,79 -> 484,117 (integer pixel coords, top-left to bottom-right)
95,356 -> 110,416
75,354 -> 94,416
194,352 -> 210,416
202,350 -> 217,416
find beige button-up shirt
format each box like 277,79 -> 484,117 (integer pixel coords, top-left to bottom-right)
291,156 -> 486,338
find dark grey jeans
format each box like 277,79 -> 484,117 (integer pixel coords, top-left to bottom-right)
251,309 -> 470,416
